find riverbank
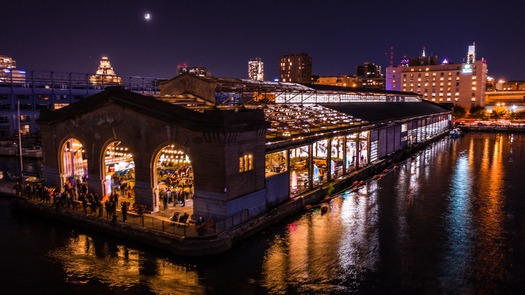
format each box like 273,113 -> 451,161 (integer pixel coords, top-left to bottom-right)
3,132 -> 447,256
458,125 -> 525,133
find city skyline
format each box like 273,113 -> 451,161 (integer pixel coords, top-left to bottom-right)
2,0 -> 524,81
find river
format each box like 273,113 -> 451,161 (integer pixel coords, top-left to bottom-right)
1,133 -> 525,294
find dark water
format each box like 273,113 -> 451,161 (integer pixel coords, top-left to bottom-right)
2,133 -> 525,294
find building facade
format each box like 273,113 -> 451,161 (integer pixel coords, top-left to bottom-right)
279,53 -> 312,83
0,55 -> 26,84
39,74 -> 452,226
356,62 -> 385,90
386,44 -> 488,109
177,64 -> 211,77
89,56 -> 122,85
0,69 -> 165,139
248,58 -> 264,81
313,75 -> 359,88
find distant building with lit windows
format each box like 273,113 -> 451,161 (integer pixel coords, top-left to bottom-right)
313,75 -> 359,88
0,55 -> 16,69
248,58 -> 264,81
385,44 -> 488,109
89,56 -> 122,85
484,78 -> 525,113
177,64 -> 211,77
356,62 -> 385,90
279,53 -> 312,83
0,55 -> 26,83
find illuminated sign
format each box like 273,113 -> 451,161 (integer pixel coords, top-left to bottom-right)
462,64 -> 472,74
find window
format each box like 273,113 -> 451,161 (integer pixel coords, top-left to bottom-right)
20,124 -> 30,135
0,126 -> 9,138
20,104 -> 32,110
239,154 -> 253,173
0,116 -> 9,123
20,115 -> 31,122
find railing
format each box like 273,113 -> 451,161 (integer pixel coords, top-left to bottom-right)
20,190 -> 251,238
0,69 -> 167,94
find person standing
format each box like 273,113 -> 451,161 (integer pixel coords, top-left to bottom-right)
162,192 -> 168,210
121,202 -> 128,222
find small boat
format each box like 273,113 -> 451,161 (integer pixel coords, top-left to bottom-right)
449,128 -> 463,138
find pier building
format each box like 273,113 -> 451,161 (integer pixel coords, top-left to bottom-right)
38,73 -> 452,224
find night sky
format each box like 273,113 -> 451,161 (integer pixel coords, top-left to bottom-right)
2,0 -> 524,81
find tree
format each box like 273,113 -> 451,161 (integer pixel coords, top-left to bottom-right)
469,105 -> 487,119
453,105 -> 467,118
514,110 -> 525,119
490,106 -> 508,120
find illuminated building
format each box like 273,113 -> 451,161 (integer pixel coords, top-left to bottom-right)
40,73 -> 451,227
385,43 -> 488,109
0,55 -> 26,83
248,57 -> 264,81
177,64 -> 211,77
0,55 -> 17,68
313,75 -> 359,88
356,62 -> 385,90
89,56 -> 122,85
484,78 -> 525,112
279,53 -> 312,83
0,68 -> 164,139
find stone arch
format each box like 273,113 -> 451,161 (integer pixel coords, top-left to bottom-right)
59,137 -> 87,189
101,139 -> 135,205
152,143 -> 194,214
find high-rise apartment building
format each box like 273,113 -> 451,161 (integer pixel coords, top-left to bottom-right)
248,58 -> 264,81
279,53 -> 312,83
386,44 -> 487,109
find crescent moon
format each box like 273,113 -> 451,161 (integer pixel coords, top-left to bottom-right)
144,13 -> 151,20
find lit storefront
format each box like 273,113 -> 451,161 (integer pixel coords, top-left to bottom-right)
263,102 -> 448,197
264,131 -> 372,196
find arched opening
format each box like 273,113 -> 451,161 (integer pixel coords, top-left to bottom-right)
154,145 -> 194,219
60,138 -> 88,188
103,141 -> 135,205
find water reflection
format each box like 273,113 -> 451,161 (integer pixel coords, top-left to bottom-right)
262,182 -> 382,294
5,133 -> 525,294
48,232 -> 205,294
441,151 -> 472,288
261,134 -> 524,294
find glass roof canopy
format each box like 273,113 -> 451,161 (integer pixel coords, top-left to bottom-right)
257,103 -> 365,141
156,76 -> 423,146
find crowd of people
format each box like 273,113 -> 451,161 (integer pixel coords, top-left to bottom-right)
158,165 -> 194,210
9,167 -> 216,236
